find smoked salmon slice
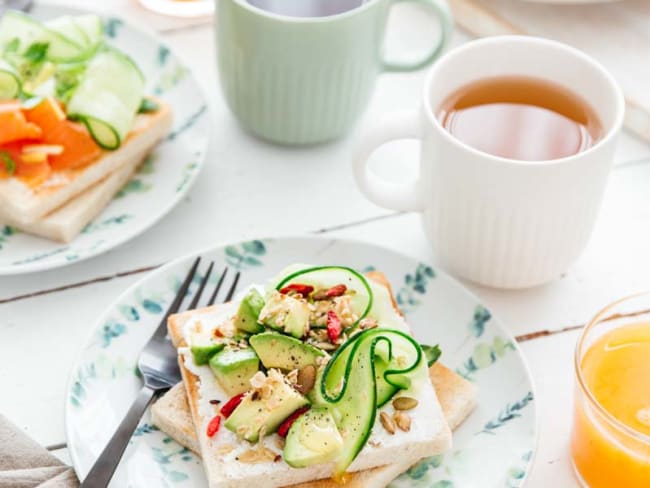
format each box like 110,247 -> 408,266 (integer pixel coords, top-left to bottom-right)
0,143 -> 52,187
24,97 -> 101,170
0,103 -> 42,145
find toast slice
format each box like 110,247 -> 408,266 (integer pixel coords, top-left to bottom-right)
0,141 -> 149,242
167,271 -> 470,488
153,363 -> 477,457
152,359 -> 477,488
0,102 -> 172,225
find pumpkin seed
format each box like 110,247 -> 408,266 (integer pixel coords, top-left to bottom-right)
297,364 -> 316,394
392,396 -> 418,411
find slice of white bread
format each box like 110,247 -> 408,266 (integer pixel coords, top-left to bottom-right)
0,145 -> 142,242
152,360 -> 477,488
0,102 -> 172,225
166,271 -> 476,488
153,362 -> 477,457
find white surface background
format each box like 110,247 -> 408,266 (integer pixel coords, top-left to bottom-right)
2,1 -> 650,486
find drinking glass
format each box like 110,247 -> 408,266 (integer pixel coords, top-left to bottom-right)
571,292 -> 650,487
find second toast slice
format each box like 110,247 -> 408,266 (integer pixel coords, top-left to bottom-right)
0,102 -> 172,225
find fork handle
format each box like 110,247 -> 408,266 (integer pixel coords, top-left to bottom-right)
80,385 -> 157,488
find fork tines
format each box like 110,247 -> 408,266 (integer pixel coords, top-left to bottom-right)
178,258 -> 241,315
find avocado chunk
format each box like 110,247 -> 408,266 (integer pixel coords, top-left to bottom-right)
284,407 -> 343,468
209,347 -> 259,396
225,374 -> 309,442
259,293 -> 310,338
191,342 -> 225,366
249,332 -> 325,371
234,288 -> 265,334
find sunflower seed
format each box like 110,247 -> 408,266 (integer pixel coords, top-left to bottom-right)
394,411 -> 411,432
380,411 -> 396,435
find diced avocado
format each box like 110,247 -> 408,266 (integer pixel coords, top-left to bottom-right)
260,293 -> 310,338
209,347 -> 259,396
234,288 -> 265,334
284,407 -> 343,468
191,342 -> 225,366
307,366 -> 327,407
249,332 -> 325,370
225,378 -> 309,442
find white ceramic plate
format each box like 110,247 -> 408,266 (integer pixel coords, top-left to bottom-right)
65,237 -> 537,488
0,5 -> 209,275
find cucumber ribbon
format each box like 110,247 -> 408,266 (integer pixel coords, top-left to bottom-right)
319,328 -> 423,475
275,265 -> 374,330
0,11 -> 145,149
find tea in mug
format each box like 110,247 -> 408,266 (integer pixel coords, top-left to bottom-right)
247,0 -> 367,17
437,76 -> 603,161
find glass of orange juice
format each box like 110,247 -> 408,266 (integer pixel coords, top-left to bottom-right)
571,292 -> 650,487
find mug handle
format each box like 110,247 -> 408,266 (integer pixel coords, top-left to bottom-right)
381,0 -> 453,72
352,110 -> 424,211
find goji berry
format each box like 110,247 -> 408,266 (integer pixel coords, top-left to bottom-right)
206,415 -> 221,437
326,284 -> 347,298
279,283 -> 314,298
277,406 -> 310,438
327,310 -> 342,343
220,392 -> 245,418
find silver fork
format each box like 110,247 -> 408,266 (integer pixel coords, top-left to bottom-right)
81,257 -> 241,488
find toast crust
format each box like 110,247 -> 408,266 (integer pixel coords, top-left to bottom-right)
0,101 -> 172,224
168,272 -> 464,488
0,139 -> 156,242
153,359 -> 476,488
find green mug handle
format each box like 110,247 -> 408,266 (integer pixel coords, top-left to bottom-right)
381,0 -> 453,72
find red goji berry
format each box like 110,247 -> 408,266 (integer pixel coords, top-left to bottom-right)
327,310 -> 342,343
326,284 -> 347,298
277,406 -> 310,438
279,283 -> 314,298
220,392 -> 245,418
206,415 -> 221,437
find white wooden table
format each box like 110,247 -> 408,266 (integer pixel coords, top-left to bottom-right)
2,1 -> 650,486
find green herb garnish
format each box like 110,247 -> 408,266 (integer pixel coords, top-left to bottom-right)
0,151 -> 17,175
421,344 -> 441,367
23,42 -> 49,63
54,62 -> 86,103
138,97 -> 159,114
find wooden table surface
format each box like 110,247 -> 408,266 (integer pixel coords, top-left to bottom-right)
2,1 -> 650,486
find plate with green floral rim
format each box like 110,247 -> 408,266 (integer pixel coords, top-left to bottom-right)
65,237 -> 537,487
0,4 -> 208,275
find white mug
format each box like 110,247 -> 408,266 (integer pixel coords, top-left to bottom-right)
353,36 -> 625,289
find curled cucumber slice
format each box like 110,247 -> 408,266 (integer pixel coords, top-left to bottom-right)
275,266 -> 373,329
0,60 -> 21,99
45,16 -> 88,50
45,14 -> 103,52
73,15 -> 103,49
66,48 -> 144,149
0,10 -> 86,62
319,328 -> 423,475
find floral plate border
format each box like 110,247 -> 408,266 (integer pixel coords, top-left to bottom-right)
65,237 -> 537,487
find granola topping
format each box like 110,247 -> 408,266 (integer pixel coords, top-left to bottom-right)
237,446 -> 278,464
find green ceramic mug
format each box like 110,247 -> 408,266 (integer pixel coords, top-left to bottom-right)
217,0 -> 452,145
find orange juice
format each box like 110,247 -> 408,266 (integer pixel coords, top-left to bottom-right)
571,322 -> 650,487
